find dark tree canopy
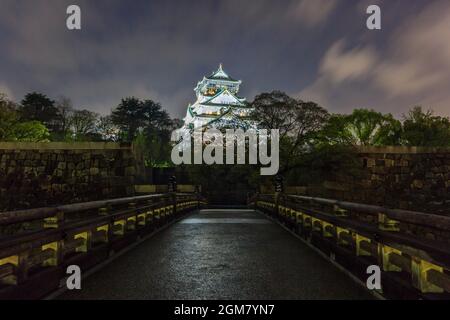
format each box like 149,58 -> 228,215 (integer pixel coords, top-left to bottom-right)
111,97 -> 171,142
402,107 -> 450,147
250,91 -> 329,173
20,92 -> 59,132
53,96 -> 74,140
111,97 -> 176,165
70,109 -> 99,141
111,97 -> 143,141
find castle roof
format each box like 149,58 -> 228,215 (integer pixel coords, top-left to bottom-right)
202,88 -> 245,106
206,64 -> 238,82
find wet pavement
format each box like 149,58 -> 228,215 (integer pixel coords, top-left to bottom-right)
60,209 -> 373,300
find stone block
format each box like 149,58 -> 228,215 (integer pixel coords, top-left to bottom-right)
124,166 -> 136,176
385,159 -> 395,167
82,153 -> 91,160
17,152 -> 26,160
412,180 -> 424,189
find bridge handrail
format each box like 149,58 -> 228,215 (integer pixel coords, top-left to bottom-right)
0,193 -> 194,226
250,192 -> 450,297
0,192 -> 206,299
287,194 -> 450,231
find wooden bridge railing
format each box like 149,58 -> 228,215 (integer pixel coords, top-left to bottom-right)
250,193 -> 450,299
0,192 -> 206,299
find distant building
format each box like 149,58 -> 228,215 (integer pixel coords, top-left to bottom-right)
182,64 -> 255,131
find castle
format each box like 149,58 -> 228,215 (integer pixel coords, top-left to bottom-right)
182,64 -> 255,131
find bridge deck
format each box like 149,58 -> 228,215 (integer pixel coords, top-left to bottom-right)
59,209 -> 373,300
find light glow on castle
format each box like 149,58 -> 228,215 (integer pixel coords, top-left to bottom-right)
182,64 -> 255,131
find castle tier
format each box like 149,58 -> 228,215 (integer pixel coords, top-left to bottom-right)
182,64 -> 255,131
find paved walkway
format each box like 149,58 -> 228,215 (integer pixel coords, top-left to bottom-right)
60,209 -> 373,299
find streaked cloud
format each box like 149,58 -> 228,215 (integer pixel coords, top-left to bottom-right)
320,40 -> 377,83
289,0 -> 339,27
0,0 -> 448,118
373,1 -> 450,100
299,0 -> 450,117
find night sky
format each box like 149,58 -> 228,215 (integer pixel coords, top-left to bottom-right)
1,0 -> 449,118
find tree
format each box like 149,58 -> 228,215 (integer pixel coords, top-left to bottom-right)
137,105 -> 178,167
401,107 -> 450,146
0,94 -> 18,140
20,92 -> 59,132
316,114 -> 352,145
1,93 -> 49,142
250,91 -> 329,173
53,96 -> 74,140
12,121 -> 49,142
144,117 -> 182,166
319,109 -> 402,146
96,115 -> 119,141
111,97 -> 176,165
69,109 -> 99,141
140,99 -> 173,165
111,97 -> 145,141
141,99 -> 172,131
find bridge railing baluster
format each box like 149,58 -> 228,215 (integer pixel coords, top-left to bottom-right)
252,192 -> 450,298
0,191 -> 206,299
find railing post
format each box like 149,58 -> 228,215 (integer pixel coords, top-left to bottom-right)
98,205 -> 111,216
378,212 -> 400,231
42,241 -> 62,267
411,258 -> 445,293
254,193 -> 259,210
171,192 -> 177,218
196,190 -> 201,210
43,211 -> 64,229
17,251 -> 30,284
274,192 -> 280,217
333,204 -> 348,217
127,202 -> 137,231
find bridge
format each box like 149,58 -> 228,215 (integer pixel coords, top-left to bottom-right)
0,191 -> 449,300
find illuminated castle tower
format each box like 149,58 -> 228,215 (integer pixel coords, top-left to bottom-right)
182,64 -> 255,131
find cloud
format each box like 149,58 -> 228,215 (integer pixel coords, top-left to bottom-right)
373,1 -> 450,99
298,0 -> 450,117
0,0 -> 324,118
319,40 -> 377,83
0,84 -> 14,100
299,40 -> 378,111
1,0 -> 449,118
289,0 -> 339,27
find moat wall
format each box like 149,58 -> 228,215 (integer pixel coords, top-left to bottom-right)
0,142 -> 139,211
2,143 -> 449,214
287,146 -> 450,215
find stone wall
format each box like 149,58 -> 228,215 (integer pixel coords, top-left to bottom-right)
0,142 -> 138,211
291,146 -> 450,215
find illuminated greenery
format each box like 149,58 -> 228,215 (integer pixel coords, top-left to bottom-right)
0,94 -> 49,142
1,90 -> 449,171
317,109 -> 402,146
